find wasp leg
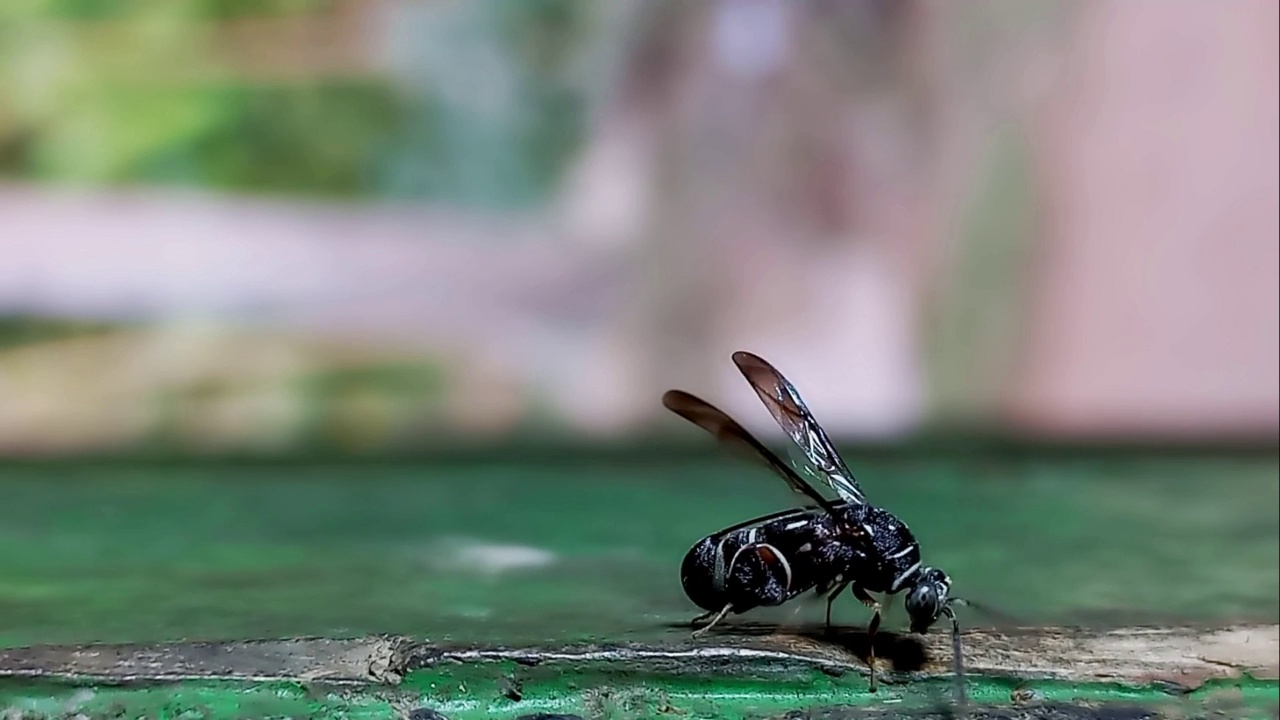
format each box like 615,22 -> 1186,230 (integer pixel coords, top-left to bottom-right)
852,586 -> 883,693
823,581 -> 850,634
689,610 -> 716,626
691,541 -> 779,639
690,603 -> 733,637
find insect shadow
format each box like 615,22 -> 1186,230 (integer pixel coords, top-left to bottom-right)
661,618 -> 929,674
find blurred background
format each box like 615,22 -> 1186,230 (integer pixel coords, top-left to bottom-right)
0,0 -> 1277,652
1,0 -> 1274,455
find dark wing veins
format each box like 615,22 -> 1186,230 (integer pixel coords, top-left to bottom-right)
731,351 -> 867,506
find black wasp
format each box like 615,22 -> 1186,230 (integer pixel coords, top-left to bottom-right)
665,351 -> 966,694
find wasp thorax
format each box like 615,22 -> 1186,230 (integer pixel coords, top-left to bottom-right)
905,566 -> 951,634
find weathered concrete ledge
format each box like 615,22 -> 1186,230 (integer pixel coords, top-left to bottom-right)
1,624 -> 1275,692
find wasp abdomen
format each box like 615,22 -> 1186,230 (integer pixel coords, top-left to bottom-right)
679,535 -> 726,612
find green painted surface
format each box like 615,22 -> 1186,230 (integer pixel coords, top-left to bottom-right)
1,451 -> 1276,650
1,670 -> 1277,720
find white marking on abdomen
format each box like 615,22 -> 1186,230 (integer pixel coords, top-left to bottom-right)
712,536 -> 730,592
783,520 -> 809,530
890,561 -> 921,592
886,545 -> 915,560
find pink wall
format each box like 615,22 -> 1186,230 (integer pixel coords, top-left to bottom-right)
1010,0 -> 1279,437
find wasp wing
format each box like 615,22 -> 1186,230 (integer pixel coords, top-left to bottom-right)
731,351 -> 867,505
662,389 -> 841,515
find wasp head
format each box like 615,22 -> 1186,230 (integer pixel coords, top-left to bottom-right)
904,566 -> 952,634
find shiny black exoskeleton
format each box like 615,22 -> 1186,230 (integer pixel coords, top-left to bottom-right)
663,352 -> 965,700
679,503 -> 868,619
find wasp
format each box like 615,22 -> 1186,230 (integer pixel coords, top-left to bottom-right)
666,351 -> 966,696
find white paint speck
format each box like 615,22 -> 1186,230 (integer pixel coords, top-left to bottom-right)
428,537 -> 558,575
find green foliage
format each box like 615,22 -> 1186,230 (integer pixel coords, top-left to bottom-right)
26,85 -> 237,184
372,0 -> 592,208
290,360 -> 449,451
498,0 -> 593,78
142,83 -> 406,197
40,0 -> 337,21
3,81 -> 407,197
0,0 -> 595,206
0,314 -> 120,350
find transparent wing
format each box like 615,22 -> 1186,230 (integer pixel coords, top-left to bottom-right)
731,351 -> 867,505
662,389 -> 840,515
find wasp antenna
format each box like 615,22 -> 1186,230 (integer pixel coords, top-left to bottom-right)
954,596 -> 1023,627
